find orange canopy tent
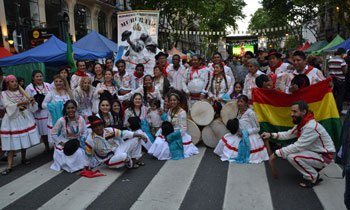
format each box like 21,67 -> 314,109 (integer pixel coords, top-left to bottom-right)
168,46 -> 186,59
0,47 -> 12,58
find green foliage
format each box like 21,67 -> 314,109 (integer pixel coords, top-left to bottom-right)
284,36 -> 304,49
129,0 -> 246,45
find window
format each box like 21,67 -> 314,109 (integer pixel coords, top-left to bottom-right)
98,11 -> 106,36
74,4 -> 91,40
45,0 -> 68,28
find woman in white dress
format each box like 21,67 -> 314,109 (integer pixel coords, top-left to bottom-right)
135,75 -> 163,107
42,75 -> 71,143
73,77 -> 96,120
1,75 -> 40,175
149,93 -> 199,159
92,63 -> 105,83
94,69 -> 118,113
124,93 -> 153,149
214,95 -> 269,163
25,70 -> 53,152
51,100 -> 88,172
208,63 -> 233,104
153,65 -> 170,97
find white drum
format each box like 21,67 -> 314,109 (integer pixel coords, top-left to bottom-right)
187,119 -> 201,145
202,118 -> 229,148
190,100 -> 215,126
221,100 -> 238,125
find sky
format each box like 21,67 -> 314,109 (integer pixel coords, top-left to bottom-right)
235,0 -> 261,33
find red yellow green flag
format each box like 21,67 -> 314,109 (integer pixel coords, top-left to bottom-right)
66,34 -> 77,74
252,77 -> 341,147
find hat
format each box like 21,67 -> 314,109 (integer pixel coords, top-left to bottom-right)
155,52 -> 169,60
87,115 -> 104,128
63,139 -> 80,156
266,49 -> 282,59
257,47 -> 266,53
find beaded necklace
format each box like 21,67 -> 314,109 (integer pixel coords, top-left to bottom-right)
4,90 -> 25,103
67,116 -> 80,135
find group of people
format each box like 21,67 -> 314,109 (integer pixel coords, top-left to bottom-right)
0,48 -> 340,188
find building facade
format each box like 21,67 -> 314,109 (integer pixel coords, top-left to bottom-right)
0,0 -> 131,52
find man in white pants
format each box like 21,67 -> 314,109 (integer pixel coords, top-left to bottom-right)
261,101 -> 335,188
85,116 -> 148,169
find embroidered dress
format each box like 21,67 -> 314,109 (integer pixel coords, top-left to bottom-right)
242,70 -> 264,100
149,108 -> 199,159
42,90 -> 70,143
166,64 -> 187,92
266,61 -> 291,75
124,106 -> 154,148
131,73 -> 147,89
114,72 -> 134,96
208,63 -> 235,84
70,73 -> 91,90
25,83 -> 53,135
93,82 -> 118,113
74,86 -> 97,117
269,73 -> 293,93
1,90 -> 40,151
214,108 -> 269,163
292,65 -> 325,85
84,127 -> 139,169
208,75 -> 234,102
133,86 -> 163,107
50,116 -> 88,172
147,109 -> 162,136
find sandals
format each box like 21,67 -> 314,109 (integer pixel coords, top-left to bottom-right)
136,161 -> 145,166
300,174 -> 323,188
1,168 -> 12,175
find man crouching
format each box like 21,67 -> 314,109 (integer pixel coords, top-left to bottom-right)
85,115 -> 148,169
261,101 -> 335,188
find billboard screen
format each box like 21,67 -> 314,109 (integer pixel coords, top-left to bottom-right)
232,44 -> 254,56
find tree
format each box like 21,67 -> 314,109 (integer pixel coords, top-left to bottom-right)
129,0 -> 246,47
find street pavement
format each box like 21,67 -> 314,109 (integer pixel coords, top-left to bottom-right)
0,142 -> 346,210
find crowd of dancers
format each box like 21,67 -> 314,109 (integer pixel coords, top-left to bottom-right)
0,47 -> 341,188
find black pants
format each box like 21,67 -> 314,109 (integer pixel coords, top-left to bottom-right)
333,78 -> 346,114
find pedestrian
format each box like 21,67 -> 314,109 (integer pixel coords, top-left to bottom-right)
132,63 -> 147,89
266,49 -> 291,74
110,99 -> 124,130
328,48 -> 348,114
261,101 -> 335,188
208,63 -> 233,104
153,65 -> 170,97
230,82 -> 242,100
71,61 -> 91,90
166,54 -> 188,93
242,58 -> 264,101
146,99 -> 162,137
73,77 -> 96,120
92,63 -> 105,83
292,51 -> 325,85
235,52 -> 252,83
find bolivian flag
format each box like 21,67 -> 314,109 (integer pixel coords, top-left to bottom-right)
252,77 -> 341,147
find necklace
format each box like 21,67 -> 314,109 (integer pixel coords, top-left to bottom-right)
133,106 -> 142,117
67,116 -> 80,134
170,107 -> 179,122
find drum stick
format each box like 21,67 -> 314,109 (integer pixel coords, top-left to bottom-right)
263,138 -> 272,156
63,78 -> 74,100
18,86 -> 33,101
269,158 -> 278,179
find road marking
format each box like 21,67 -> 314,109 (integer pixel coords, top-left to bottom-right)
38,167 -> 126,210
0,161 -> 59,209
130,146 -> 206,210
223,163 -> 274,210
313,163 -> 347,210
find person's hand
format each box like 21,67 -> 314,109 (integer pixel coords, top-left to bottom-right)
158,109 -> 164,116
59,142 -> 65,147
140,135 -> 148,143
98,90 -> 104,94
287,65 -> 294,70
328,80 -> 334,88
237,131 -> 242,137
261,132 -> 271,140
289,84 -> 299,93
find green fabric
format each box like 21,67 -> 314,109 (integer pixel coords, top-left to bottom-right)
313,35 -> 345,55
304,40 -> 328,53
2,62 -> 46,87
260,118 -> 341,148
66,34 -> 77,74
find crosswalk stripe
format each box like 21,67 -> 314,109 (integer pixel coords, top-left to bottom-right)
223,163 -> 274,210
0,161 -> 60,209
313,163 -> 347,210
37,167 -> 126,210
130,146 -> 206,210
0,143 -> 47,172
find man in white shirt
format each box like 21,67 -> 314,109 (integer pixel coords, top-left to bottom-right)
166,54 -> 187,92
266,49 -> 291,74
262,101 -> 335,188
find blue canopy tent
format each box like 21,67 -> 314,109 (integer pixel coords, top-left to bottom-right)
0,35 -> 110,67
326,38 -> 350,51
73,31 -> 118,56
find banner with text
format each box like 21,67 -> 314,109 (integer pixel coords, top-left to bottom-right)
117,10 -> 160,75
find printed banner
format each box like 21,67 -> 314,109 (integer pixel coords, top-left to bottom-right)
117,10 -> 160,75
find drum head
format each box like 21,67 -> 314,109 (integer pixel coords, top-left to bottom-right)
202,119 -> 229,148
187,119 -> 201,145
190,101 -> 215,126
221,100 -> 238,125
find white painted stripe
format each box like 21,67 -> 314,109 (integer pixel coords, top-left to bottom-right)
130,146 -> 206,210
38,167 -> 126,210
0,143 -> 49,171
313,163 -> 347,210
223,163 -> 274,210
0,161 -> 59,209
